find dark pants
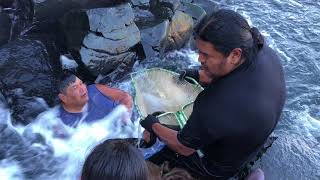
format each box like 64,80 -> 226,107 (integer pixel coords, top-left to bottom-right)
148,136 -> 277,180
148,147 -> 233,180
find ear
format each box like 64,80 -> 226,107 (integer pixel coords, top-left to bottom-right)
58,93 -> 67,104
228,48 -> 242,65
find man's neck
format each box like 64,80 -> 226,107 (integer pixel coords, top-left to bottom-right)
62,104 -> 86,113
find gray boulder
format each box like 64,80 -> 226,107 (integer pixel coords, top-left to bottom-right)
149,0 -> 181,19
0,39 -> 59,124
0,123 -> 26,160
0,0 -> 14,8
79,4 -> 140,76
33,0 -> 131,22
0,0 -> 33,40
133,7 -> 157,29
80,48 -> 136,76
178,1 -> 206,27
0,92 -> 6,107
139,10 -> 193,58
0,12 -> 11,46
158,0 -> 181,11
164,11 -> 193,52
192,0 -> 219,15
83,11 -> 139,54
0,123 -> 61,179
94,54 -> 136,84
59,9 -> 89,52
140,20 -> 169,58
131,0 -> 150,7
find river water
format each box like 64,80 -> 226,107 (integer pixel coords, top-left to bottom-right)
0,0 -> 319,179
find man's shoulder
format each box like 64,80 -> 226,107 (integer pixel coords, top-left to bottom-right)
87,84 -> 101,97
259,45 -> 281,63
87,84 -> 97,90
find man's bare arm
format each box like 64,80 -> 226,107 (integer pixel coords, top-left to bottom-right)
152,123 -> 196,156
95,84 -> 133,111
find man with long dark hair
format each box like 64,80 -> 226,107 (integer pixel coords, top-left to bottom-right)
140,9 -> 286,179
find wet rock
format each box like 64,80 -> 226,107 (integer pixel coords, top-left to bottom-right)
79,0 -> 131,8
85,5 -> 139,54
60,54 -> 79,71
133,7 -> 158,29
0,0 -> 15,8
33,0 -> 81,22
178,1 -> 206,27
9,94 -> 49,125
0,0 -> 33,40
0,12 -> 11,46
192,0 -> 219,15
22,128 -> 47,145
59,9 -> 89,52
33,0 -> 130,22
164,11 -> 193,52
83,27 -> 138,55
31,0 -> 132,55
80,47 -> 136,76
0,39 -> 60,124
22,21 -> 68,71
150,0 -> 181,19
92,52 -> 136,84
0,92 -> 6,107
140,20 -> 169,58
77,4 -> 140,76
0,123 -> 61,179
131,0 -> 150,7
60,4 -> 140,78
158,0 -> 181,11
8,0 -> 33,39
0,123 -> 26,160
139,10 -> 192,58
177,2 -> 206,50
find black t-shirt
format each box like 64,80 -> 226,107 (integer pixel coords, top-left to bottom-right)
177,45 -> 286,177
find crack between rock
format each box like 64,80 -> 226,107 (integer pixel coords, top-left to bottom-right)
82,44 -> 129,56
90,21 -> 136,39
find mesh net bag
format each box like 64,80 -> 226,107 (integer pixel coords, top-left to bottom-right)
131,68 -> 203,127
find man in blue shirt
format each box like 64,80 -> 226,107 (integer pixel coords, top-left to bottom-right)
58,72 -> 132,127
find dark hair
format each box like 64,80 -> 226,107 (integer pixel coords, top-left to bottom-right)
81,139 -> 149,180
195,9 -> 264,66
58,71 -> 77,93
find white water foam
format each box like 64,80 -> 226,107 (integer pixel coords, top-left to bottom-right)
0,104 -> 141,180
0,160 -> 24,180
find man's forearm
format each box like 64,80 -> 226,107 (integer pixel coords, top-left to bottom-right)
96,84 -> 132,110
152,123 -> 195,156
117,93 -> 132,111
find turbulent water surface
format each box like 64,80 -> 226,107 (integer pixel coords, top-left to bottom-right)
1,0 -> 320,180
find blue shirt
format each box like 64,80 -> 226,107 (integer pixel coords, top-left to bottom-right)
59,85 -> 118,127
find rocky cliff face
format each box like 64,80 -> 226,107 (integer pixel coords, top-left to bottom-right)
0,0 -> 219,124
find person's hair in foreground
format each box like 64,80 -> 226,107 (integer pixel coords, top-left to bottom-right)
195,9 -> 264,67
81,139 -> 149,180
